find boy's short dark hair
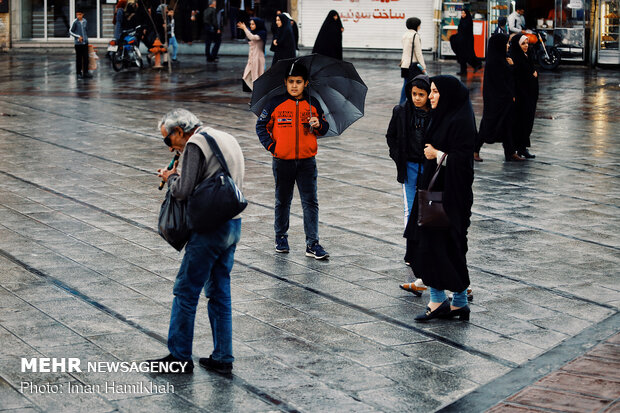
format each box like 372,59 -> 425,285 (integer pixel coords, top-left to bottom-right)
76,9 -> 84,13
285,62 -> 309,81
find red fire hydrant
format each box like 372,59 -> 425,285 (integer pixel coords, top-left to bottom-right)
149,38 -> 167,69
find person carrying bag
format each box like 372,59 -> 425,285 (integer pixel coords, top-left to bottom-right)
399,17 -> 426,104
153,109 -> 245,376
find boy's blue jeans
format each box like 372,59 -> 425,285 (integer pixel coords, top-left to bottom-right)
272,157 -> 319,246
403,162 -> 424,226
167,219 -> 241,363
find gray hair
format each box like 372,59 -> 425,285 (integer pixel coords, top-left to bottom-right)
158,109 -> 203,134
208,0 -> 216,5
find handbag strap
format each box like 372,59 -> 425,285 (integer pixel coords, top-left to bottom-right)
409,32 -> 417,66
199,132 -> 232,177
427,153 -> 447,191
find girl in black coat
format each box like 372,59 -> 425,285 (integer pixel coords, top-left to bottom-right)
450,10 -> 481,75
270,13 -> 296,65
509,34 -> 538,159
404,75 -> 475,322
476,33 -> 525,162
312,10 -> 344,60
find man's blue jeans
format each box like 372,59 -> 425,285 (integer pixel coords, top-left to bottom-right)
272,157 -> 319,246
167,218 -> 241,363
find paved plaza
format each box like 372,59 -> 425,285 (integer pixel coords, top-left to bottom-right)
0,51 -> 618,412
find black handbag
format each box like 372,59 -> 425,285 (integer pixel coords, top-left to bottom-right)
417,153 -> 450,228
158,188 -> 190,251
186,132 -> 248,233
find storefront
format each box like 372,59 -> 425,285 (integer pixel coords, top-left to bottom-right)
295,0 -> 435,51
435,0 -> 620,65
11,0 -> 115,44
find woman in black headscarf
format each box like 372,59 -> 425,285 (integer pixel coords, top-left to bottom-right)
450,9 -> 481,75
404,75 -> 475,322
476,33 -> 525,162
509,34 -> 538,159
271,12 -> 296,65
312,10 -> 344,60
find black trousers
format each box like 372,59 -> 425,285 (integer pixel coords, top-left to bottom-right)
75,44 -> 89,75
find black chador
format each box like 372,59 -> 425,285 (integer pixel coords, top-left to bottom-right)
271,13 -> 296,65
404,76 -> 475,293
509,34 -> 539,154
312,10 -> 344,60
477,33 -> 518,160
450,10 -> 481,73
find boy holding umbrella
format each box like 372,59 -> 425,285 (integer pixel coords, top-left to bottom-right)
256,62 -> 330,259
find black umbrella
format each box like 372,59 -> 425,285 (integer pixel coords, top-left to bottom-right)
250,54 -> 368,137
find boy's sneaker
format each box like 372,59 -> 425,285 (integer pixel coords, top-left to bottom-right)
306,242 -> 329,260
199,356 -> 232,375
275,236 -> 289,253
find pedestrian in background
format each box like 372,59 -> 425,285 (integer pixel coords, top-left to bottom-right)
450,9 -> 482,75
476,34 -> 524,162
154,109 -> 245,375
509,34 -> 538,159
238,18 -> 266,91
256,63 -> 330,259
405,75 -> 475,322
312,10 -> 344,60
282,12 -> 299,54
399,17 -> 426,105
270,13 -> 295,65
69,10 -> 92,79
204,0 -> 222,62
113,0 -> 127,42
494,16 -> 508,34
167,8 -> 179,62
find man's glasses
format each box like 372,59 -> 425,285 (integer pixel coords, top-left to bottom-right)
163,129 -> 175,147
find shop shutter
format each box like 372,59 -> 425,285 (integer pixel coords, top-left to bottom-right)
297,0 -> 435,50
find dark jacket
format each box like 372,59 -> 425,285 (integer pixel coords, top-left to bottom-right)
405,75 -> 475,292
386,77 -> 429,183
203,6 -> 220,31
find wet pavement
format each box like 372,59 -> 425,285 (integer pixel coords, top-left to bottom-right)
0,51 -> 618,412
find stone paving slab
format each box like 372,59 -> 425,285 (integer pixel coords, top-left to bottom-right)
0,52 -> 618,412
486,333 -> 620,413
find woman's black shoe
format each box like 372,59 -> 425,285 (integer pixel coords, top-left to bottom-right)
414,300 -> 450,322
518,149 -> 536,159
445,306 -> 471,321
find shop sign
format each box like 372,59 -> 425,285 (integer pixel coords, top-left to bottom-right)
568,0 -> 583,9
0,0 -> 9,14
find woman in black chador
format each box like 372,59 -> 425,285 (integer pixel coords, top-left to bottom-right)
270,13 -> 295,65
476,33 -> 525,162
509,34 -> 538,159
312,10 -> 344,60
404,75 -> 475,322
450,9 -> 481,75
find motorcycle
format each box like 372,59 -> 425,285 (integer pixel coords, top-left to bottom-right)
108,25 -> 145,72
524,29 -> 561,70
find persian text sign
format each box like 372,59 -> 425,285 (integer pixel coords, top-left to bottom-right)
299,0 -> 435,50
